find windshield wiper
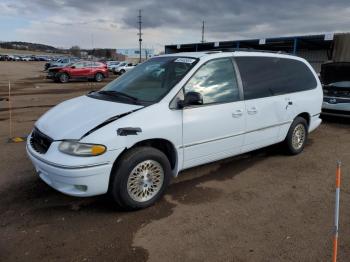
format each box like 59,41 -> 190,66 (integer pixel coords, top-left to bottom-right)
98,90 -> 140,103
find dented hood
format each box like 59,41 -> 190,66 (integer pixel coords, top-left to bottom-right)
35,95 -> 142,140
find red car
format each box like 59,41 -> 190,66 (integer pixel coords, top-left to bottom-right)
47,61 -> 109,83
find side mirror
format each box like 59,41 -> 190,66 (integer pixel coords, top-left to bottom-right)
178,91 -> 203,108
71,66 -> 76,69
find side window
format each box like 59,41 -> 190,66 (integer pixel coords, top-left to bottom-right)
74,62 -> 85,68
184,58 -> 240,104
235,57 -> 317,100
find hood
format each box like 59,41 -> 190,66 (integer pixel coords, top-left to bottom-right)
35,95 -> 143,140
321,62 -> 350,85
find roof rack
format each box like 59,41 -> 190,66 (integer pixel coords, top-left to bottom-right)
210,48 -> 292,55
205,51 -> 222,54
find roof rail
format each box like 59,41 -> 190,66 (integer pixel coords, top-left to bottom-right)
235,49 -> 291,55
205,48 -> 293,55
205,51 -> 222,54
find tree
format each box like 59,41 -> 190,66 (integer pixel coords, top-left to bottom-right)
70,45 -> 81,57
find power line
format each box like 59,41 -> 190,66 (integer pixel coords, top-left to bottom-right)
138,10 -> 142,63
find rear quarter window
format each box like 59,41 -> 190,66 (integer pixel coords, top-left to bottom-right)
235,56 -> 317,100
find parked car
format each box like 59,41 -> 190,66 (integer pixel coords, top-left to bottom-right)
21,56 -> 32,61
27,51 -> 322,209
47,61 -> 108,83
321,62 -> 350,117
0,55 -> 10,61
106,61 -> 121,71
113,62 -> 135,75
45,57 -> 78,70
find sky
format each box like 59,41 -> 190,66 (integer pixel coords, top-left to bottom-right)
1,0 -> 350,52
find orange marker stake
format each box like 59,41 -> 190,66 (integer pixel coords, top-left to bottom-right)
332,161 -> 341,262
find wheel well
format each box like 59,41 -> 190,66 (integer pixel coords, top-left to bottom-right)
296,112 -> 310,126
131,139 -> 177,170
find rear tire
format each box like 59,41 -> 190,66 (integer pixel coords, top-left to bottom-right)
119,69 -> 126,75
284,117 -> 308,155
94,72 -> 104,82
109,147 -> 171,210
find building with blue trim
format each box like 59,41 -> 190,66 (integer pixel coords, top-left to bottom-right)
165,32 -> 350,72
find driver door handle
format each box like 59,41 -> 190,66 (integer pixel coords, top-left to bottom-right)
232,109 -> 243,118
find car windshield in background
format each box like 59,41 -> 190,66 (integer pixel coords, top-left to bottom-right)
327,81 -> 350,88
90,56 -> 198,104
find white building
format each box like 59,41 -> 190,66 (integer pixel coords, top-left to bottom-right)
116,48 -> 154,59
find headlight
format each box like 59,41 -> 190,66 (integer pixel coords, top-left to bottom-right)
59,141 -> 106,156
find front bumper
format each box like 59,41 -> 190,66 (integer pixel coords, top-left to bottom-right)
27,146 -> 113,196
26,135 -> 124,197
46,72 -> 57,79
322,97 -> 350,118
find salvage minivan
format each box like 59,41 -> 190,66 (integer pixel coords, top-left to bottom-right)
27,51 -> 322,209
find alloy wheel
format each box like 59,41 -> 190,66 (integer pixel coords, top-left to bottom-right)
127,160 -> 164,202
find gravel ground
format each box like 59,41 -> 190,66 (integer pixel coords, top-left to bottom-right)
0,62 -> 349,262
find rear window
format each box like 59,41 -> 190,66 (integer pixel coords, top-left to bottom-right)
236,57 -> 317,100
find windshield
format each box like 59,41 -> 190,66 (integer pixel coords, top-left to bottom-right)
65,62 -> 75,67
92,56 -> 198,104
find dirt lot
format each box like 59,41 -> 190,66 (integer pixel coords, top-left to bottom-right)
0,62 -> 349,262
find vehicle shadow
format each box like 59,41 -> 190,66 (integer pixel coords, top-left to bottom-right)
321,115 -> 350,125
0,143 -> 287,215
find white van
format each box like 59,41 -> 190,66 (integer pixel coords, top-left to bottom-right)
27,51 -> 322,209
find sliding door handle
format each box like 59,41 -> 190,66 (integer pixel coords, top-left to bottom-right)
247,107 -> 258,115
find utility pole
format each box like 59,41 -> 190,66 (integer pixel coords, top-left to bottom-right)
138,10 -> 142,63
201,21 -> 205,43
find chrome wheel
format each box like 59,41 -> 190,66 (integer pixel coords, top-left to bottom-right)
127,160 -> 164,203
292,123 -> 306,150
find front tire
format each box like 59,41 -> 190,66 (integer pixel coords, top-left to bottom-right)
58,73 -> 69,83
284,117 -> 308,155
119,69 -> 126,75
109,147 -> 171,210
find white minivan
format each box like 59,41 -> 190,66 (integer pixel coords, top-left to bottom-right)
27,51 -> 322,209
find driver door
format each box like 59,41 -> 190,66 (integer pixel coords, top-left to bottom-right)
181,58 -> 246,169
70,62 -> 89,78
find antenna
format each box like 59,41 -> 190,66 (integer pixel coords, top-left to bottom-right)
138,10 -> 142,63
201,21 -> 205,43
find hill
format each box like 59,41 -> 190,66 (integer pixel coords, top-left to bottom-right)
0,41 -> 63,53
